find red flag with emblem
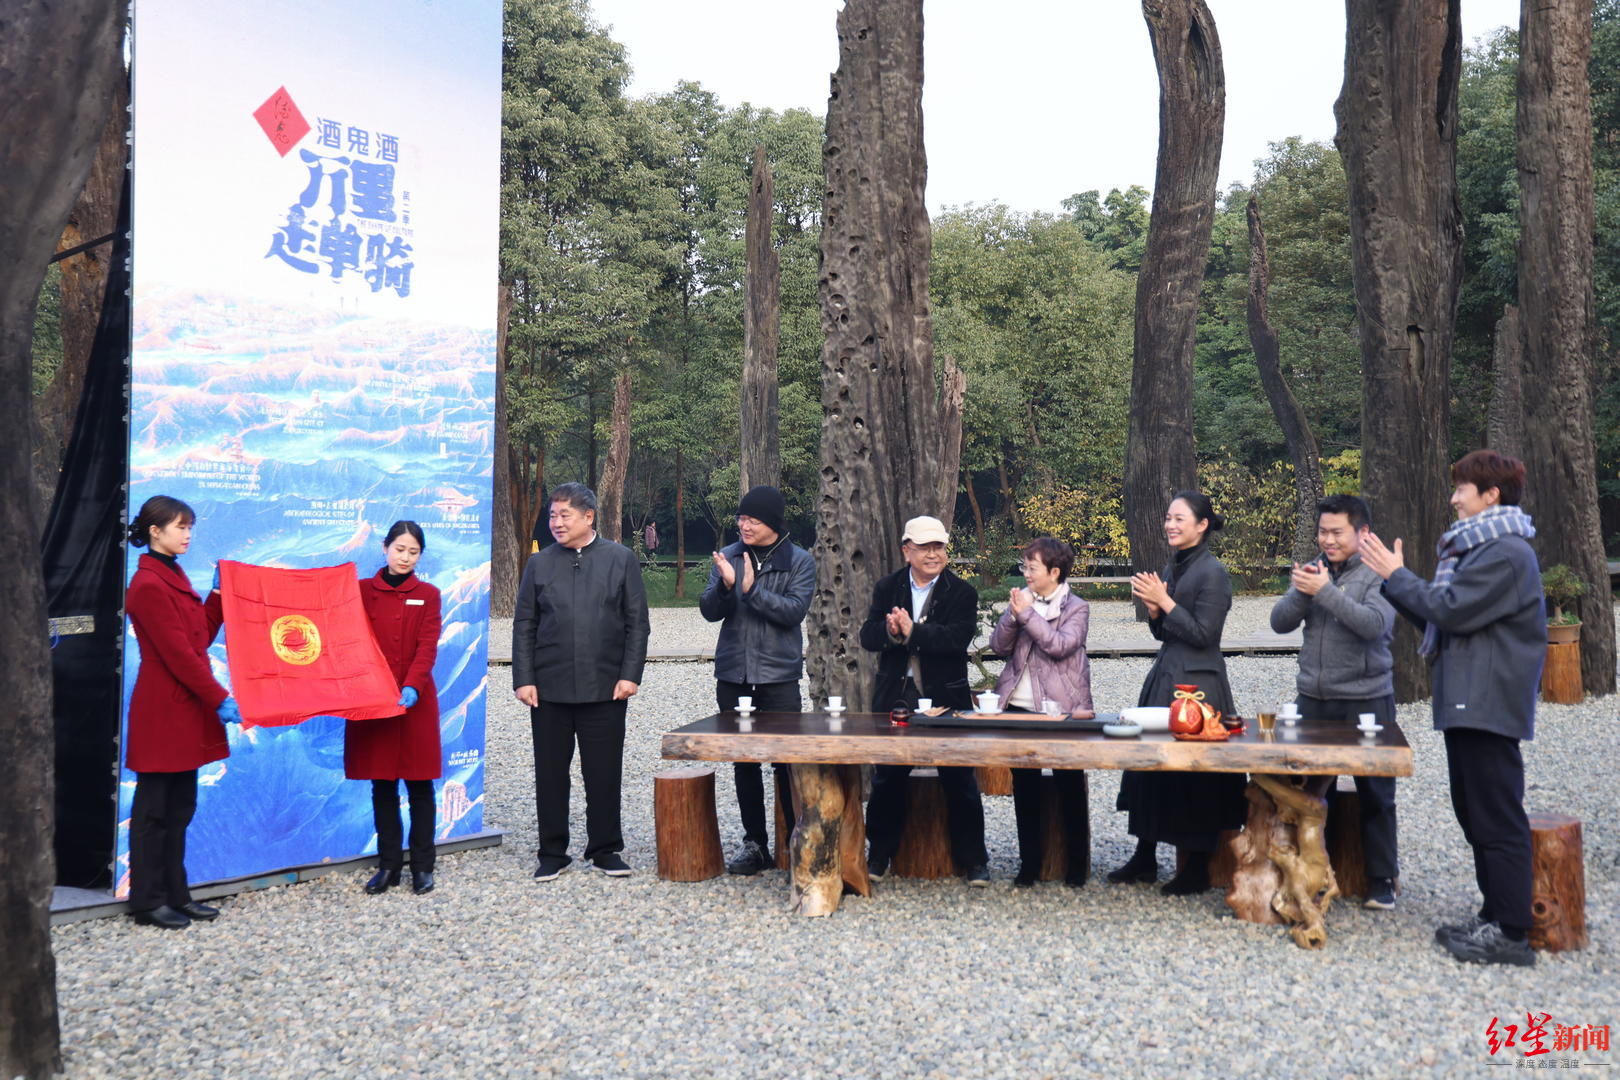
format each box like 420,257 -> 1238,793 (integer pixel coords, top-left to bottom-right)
219,561 -> 402,728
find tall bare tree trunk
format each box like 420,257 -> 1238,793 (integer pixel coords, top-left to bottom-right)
1488,304 -> 1527,460
740,145 -> 781,493
808,0 -> 942,709
1,6 -> 124,1077
1516,0 -> 1615,695
32,74 -> 128,517
674,447 -> 687,598
937,354 -> 966,519
1246,196 -> 1324,564
492,286 -> 518,616
1334,0 -> 1464,703
1125,0 -> 1224,600
597,368 -> 633,543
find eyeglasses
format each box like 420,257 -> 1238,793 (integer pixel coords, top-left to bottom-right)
1019,562 -> 1047,576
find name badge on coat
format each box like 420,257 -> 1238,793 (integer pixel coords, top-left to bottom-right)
406,599 -> 426,606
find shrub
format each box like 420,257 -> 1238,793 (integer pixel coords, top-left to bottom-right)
1540,564 -> 1587,624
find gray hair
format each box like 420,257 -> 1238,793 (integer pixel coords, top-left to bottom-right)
550,482 -> 597,514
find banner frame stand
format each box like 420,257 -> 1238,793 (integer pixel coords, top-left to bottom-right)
51,829 -> 504,926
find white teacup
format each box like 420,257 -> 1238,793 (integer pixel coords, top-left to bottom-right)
1358,712 -> 1378,730
826,696 -> 844,712
1041,698 -> 1062,717
736,696 -> 754,713
1279,703 -> 1301,723
916,697 -> 934,712
976,693 -> 999,713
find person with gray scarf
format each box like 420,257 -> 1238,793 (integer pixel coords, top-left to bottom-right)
1361,450 -> 1545,967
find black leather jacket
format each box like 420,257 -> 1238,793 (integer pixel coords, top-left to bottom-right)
699,539 -> 816,685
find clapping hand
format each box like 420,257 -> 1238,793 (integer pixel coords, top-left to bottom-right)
1131,571 -> 1170,616
1358,533 -> 1404,580
1290,562 -> 1326,596
885,606 -> 914,641
712,551 -> 736,589
741,554 -> 756,594
1008,587 -> 1032,615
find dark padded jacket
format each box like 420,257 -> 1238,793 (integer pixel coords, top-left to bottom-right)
698,539 -> 816,685
1382,534 -> 1544,741
513,538 -> 650,704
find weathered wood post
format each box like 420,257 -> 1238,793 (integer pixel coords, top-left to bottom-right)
807,0 -> 947,711
1516,0 -> 1616,696
1124,0 -> 1225,604
740,145 -> 781,493
1334,0 -> 1464,702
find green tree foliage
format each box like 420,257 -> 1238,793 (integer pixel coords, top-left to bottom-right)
931,204 -> 1135,542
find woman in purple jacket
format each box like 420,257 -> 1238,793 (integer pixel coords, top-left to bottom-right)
988,537 -> 1094,887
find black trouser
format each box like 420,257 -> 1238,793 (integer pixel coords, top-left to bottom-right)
531,699 -> 626,863
1004,709 -> 1088,876
716,679 -> 800,849
372,779 -> 437,872
866,678 -> 987,871
1444,727 -> 1533,934
128,770 -> 198,911
1297,693 -> 1400,880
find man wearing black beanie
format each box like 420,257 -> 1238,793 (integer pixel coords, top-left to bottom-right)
699,485 -> 816,874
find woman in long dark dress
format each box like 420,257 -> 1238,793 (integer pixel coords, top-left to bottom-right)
1111,490 -> 1247,895
347,520 -> 443,895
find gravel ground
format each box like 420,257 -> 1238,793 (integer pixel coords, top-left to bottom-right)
54,601 -> 1619,1079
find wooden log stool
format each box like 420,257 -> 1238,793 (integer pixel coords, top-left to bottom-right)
892,769 -> 957,879
653,767 -> 725,882
1540,642 -> 1583,704
976,765 -> 1013,796
1528,812 -> 1587,952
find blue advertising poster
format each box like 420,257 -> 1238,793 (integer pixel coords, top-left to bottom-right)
120,0 -> 501,895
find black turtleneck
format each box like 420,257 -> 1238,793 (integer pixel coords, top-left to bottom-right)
149,551 -> 181,573
382,569 -> 412,588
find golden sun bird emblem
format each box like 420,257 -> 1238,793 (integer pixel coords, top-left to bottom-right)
270,614 -> 322,666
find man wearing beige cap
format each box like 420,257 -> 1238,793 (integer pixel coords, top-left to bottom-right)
858,515 -> 989,885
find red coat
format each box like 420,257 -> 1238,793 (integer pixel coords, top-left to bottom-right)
125,553 -> 230,773
344,570 -> 442,780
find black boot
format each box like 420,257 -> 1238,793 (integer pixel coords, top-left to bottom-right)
1107,837 -> 1159,884
1161,854 -> 1210,896
365,867 -> 402,894
410,871 -> 435,895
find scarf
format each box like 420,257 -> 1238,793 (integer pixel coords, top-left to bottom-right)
1028,581 -> 1070,622
1421,505 -> 1536,657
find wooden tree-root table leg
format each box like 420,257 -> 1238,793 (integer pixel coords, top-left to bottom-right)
788,764 -> 870,916
1227,774 -> 1339,949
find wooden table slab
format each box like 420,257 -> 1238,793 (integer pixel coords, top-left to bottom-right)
661,712 -> 1412,924
662,712 -> 1413,777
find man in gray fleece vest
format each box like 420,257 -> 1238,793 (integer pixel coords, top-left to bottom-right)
1270,494 -> 1400,909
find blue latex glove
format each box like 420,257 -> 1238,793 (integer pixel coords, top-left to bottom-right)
398,687 -> 419,709
217,698 -> 242,725
211,564 -> 221,591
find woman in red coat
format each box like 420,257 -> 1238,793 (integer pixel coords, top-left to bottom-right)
348,520 -> 443,895
124,495 -> 241,929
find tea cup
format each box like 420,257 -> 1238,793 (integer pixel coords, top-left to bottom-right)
736,695 -> 754,714
915,697 -> 933,712
975,692 -> 999,713
826,695 -> 844,713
